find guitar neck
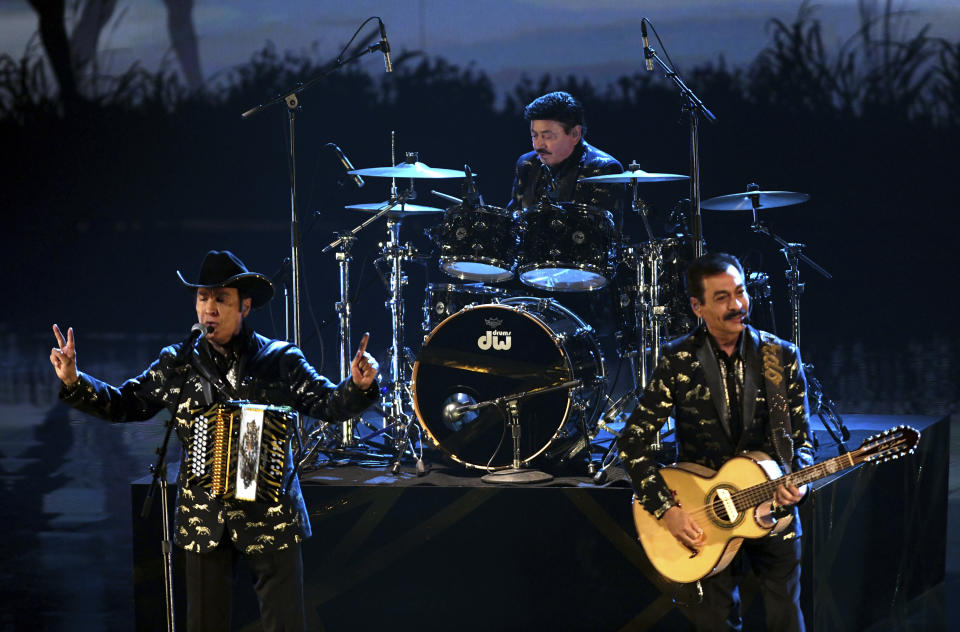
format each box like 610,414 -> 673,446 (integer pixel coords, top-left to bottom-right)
735,451 -> 857,512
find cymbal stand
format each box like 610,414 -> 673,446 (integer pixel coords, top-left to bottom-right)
376,207 -> 424,475
593,184 -> 672,482
294,199 -> 413,468
747,201 -> 848,453
333,233 -> 358,446
745,200 -> 832,349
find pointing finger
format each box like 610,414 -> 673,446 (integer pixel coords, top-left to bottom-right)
66,326 -> 75,351
356,332 -> 369,357
53,324 -> 66,348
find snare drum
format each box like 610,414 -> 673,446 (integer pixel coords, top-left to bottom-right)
517,201 -> 618,291
412,297 -> 606,470
422,283 -> 509,333
433,203 -> 520,282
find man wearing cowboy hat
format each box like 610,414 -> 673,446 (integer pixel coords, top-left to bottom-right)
49,250 -> 380,631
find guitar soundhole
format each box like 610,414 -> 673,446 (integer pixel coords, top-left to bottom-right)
707,485 -> 744,528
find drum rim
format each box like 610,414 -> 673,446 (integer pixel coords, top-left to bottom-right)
519,202 -> 615,223
440,255 -> 516,282
411,301 -> 578,471
425,282 -> 510,295
517,262 -> 612,292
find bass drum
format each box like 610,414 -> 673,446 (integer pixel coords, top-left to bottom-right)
412,298 -> 606,470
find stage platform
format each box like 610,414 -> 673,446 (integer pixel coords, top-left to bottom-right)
131,414 -> 949,631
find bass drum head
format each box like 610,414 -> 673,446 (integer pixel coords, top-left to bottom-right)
412,299 -> 605,470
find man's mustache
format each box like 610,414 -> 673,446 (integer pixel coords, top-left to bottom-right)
724,309 -> 747,321
537,149 -> 551,155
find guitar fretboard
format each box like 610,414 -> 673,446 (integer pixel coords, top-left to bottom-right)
732,452 -> 857,511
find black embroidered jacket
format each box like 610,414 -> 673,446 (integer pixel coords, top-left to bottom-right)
506,140 -> 624,212
617,325 -> 816,535
60,327 -> 377,555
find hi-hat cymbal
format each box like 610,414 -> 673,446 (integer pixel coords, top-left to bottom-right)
345,201 -> 445,216
579,169 -> 689,184
701,190 -> 810,211
349,162 -> 469,179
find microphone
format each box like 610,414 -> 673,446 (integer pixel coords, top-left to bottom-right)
177,323 -> 208,363
378,20 -> 393,73
327,143 -> 364,188
641,20 -> 653,72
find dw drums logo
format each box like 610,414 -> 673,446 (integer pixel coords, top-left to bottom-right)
478,317 -> 511,351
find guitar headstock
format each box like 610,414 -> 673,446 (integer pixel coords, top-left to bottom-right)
852,425 -> 920,465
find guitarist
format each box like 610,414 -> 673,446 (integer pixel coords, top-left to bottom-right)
618,252 -> 816,631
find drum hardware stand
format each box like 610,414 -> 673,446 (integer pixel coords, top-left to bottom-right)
745,192 -> 849,453
641,17 -> 716,259
292,198 -> 416,468
140,416 -> 179,632
375,202 -> 425,474
449,380 -> 581,484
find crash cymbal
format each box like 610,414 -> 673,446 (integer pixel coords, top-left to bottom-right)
579,169 -> 689,184
345,201 -> 445,216
701,190 -> 810,211
349,162 -> 469,179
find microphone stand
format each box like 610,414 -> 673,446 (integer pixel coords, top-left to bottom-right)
643,34 -> 717,259
141,416 -> 178,632
241,21 -> 388,461
241,35 -> 388,348
450,380 -> 582,484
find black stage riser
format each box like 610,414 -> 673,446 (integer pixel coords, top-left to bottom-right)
130,414 -> 947,631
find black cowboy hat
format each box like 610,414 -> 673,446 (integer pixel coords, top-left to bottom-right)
176,250 -> 274,309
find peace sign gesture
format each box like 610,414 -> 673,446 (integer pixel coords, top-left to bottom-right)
50,324 -> 80,387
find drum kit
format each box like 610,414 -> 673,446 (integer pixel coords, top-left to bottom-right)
302,145 -> 843,482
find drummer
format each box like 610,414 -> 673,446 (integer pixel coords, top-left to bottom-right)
506,91 -> 624,212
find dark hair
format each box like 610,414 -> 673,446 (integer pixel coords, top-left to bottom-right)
236,289 -> 250,312
685,252 -> 744,302
523,91 -> 586,136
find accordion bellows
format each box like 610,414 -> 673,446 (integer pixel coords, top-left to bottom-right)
185,402 -> 293,502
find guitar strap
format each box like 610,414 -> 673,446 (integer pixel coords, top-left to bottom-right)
760,332 -> 793,474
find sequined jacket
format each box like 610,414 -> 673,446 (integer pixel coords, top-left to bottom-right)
617,324 -> 815,536
60,327 -> 377,555
506,140 -> 624,212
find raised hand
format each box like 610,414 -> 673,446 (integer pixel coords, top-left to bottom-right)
50,324 -> 79,387
350,332 -> 379,390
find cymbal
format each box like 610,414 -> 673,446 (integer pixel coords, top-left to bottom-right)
701,190 -> 810,211
579,169 -> 688,184
345,201 -> 445,216
349,162 -> 469,179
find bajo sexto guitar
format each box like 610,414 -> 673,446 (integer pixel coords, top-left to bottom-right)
632,426 -> 920,584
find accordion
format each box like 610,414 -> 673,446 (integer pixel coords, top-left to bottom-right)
184,402 -> 294,503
